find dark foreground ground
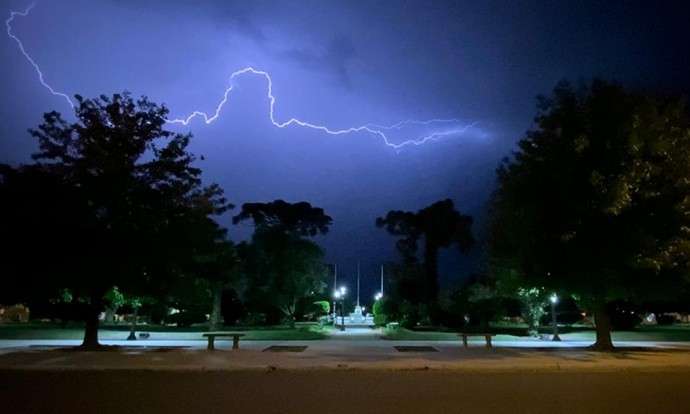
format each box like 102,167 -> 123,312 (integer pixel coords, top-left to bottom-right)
2,369 -> 690,414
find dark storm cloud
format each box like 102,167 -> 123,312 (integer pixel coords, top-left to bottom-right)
111,0 -> 268,43
283,35 -> 358,87
2,0 -> 689,295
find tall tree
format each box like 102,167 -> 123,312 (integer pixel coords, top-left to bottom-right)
0,92 -> 229,348
233,200 -> 331,327
233,200 -> 332,237
188,222 -> 241,331
377,199 -> 474,305
490,79 -> 690,350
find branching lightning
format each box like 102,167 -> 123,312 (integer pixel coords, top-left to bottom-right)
6,3 -> 74,109
166,67 -> 476,150
7,4 -> 476,151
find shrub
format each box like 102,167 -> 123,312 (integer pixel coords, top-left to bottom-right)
0,304 -> 30,323
312,301 -> 330,316
516,287 -> 547,337
317,314 -> 333,326
609,309 -> 640,330
236,312 -> 267,326
540,310 -> 584,326
656,314 -> 676,325
372,300 -> 388,326
165,311 -> 207,327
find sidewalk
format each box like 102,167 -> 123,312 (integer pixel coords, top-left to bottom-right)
1,335 -> 690,373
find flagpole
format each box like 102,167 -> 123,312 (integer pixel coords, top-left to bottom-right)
380,265 -> 384,295
357,261 -> 360,307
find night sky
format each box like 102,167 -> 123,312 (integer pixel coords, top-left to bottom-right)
2,0 -> 689,301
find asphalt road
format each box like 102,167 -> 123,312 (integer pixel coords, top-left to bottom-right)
2,369 -> 690,414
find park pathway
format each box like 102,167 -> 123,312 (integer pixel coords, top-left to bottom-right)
326,325 -> 381,341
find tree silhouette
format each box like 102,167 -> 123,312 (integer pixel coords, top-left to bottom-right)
490,79 -> 690,350
233,199 -> 332,237
234,200 -> 331,327
1,92 -> 229,348
377,199 -> 474,305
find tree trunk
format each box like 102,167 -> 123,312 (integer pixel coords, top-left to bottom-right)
280,299 -> 297,329
208,285 -> 223,331
127,306 -> 139,340
480,315 -> 489,333
591,305 -> 614,351
104,306 -> 117,325
423,243 -> 439,304
80,301 -> 103,349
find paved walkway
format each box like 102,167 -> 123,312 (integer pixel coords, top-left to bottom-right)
1,333 -> 690,372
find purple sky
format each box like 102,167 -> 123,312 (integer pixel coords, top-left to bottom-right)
2,0 -> 689,300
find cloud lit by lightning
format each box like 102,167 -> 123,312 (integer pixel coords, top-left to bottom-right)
7,4 -> 476,151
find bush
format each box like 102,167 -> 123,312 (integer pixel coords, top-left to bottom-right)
165,311 -> 207,327
372,300 -> 388,326
656,314 -> 676,325
317,314 -> 333,326
436,308 -> 463,329
312,301 -> 330,316
395,301 -> 432,328
540,311 -> 584,326
609,309 -> 640,330
0,304 -> 30,323
236,312 -> 267,326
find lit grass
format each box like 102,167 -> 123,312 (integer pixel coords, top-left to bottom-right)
381,327 -> 526,342
380,327 -> 458,341
0,323 -> 331,341
563,325 -> 690,342
380,324 -> 690,342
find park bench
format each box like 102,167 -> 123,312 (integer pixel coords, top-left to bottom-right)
202,332 -> 246,350
458,333 -> 496,348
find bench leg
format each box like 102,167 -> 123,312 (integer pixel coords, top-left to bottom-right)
207,337 -> 215,351
485,336 -> 492,348
232,336 -> 240,350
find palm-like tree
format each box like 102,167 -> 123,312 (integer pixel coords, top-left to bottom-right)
377,199 -> 473,303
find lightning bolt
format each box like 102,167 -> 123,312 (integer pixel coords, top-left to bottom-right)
5,3 -> 74,109
7,5 -> 476,151
167,67 -> 476,150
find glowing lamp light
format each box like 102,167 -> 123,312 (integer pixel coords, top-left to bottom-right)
336,286 -> 346,331
375,292 -> 383,301
549,293 -> 561,341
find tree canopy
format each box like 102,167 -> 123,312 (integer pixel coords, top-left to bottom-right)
377,199 -> 474,305
0,92 -> 229,347
234,200 -> 331,326
232,199 -> 332,237
490,79 -> 690,350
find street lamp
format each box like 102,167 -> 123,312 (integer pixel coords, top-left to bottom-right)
375,292 -> 382,301
550,293 -> 561,341
335,286 -> 346,331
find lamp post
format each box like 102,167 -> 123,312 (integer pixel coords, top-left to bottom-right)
335,286 -> 346,331
550,294 -> 561,341
332,264 -> 338,326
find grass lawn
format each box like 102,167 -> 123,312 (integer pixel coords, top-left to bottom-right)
0,323 -> 331,341
4,322 -> 690,342
381,323 -> 690,342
